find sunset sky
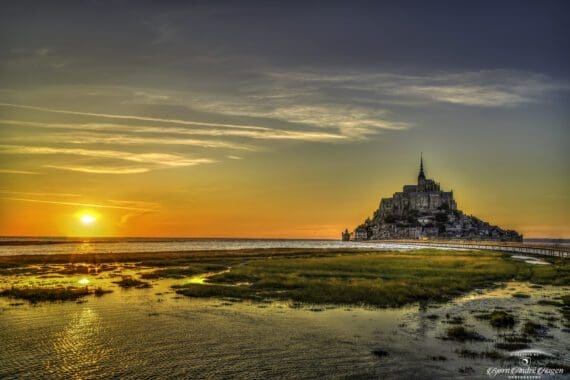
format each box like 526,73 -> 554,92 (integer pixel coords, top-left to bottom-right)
0,1 -> 568,238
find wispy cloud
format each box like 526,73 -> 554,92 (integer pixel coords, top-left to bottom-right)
0,119 -> 346,142
3,198 -> 159,212
0,102 -> 270,131
400,85 -> 526,106
0,169 -> 40,175
1,129 -> 256,151
0,190 -> 82,197
0,145 -> 215,167
263,69 -> 568,108
106,199 -> 162,226
43,165 -> 150,174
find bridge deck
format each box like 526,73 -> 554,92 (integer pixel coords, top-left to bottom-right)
366,240 -> 569,259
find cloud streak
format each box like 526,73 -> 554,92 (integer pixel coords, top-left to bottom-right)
0,169 -> 40,175
0,102 -> 269,131
0,145 -> 215,168
3,198 -> 159,212
0,119 -> 347,142
0,190 -> 82,197
43,165 -> 150,174
1,127 -> 256,150
263,69 -> 567,108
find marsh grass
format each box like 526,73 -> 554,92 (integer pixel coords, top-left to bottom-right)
371,349 -> 389,358
445,326 -> 486,341
0,286 -> 91,303
522,321 -> 548,336
113,277 -> 151,289
474,310 -> 517,328
94,287 -> 113,296
560,295 -> 570,323
536,299 -> 563,306
141,264 -> 227,279
456,349 -> 505,360
176,250 -> 570,307
495,342 -> 530,350
445,315 -> 465,324
2,248 -> 569,308
173,284 -> 263,300
512,292 -> 531,299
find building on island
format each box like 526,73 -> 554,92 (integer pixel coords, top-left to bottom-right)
345,156 -> 522,242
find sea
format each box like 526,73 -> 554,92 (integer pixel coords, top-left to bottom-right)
0,236 -> 568,256
0,237 -> 426,256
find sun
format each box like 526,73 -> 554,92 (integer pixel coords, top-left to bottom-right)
80,214 -> 96,225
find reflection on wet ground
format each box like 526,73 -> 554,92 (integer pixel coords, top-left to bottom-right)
0,265 -> 568,379
511,255 -> 551,265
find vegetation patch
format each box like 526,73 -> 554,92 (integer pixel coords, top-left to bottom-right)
499,334 -> 532,344
445,315 -> 464,324
141,264 -> 227,279
113,277 -> 151,289
474,310 -> 517,328
1,286 -> 91,303
372,349 -> 389,358
512,292 -> 531,299
444,326 -> 486,341
94,287 -> 113,296
522,321 -> 548,336
173,249 -> 570,307
173,284 -> 261,300
560,295 -> 570,323
458,367 -> 475,374
495,342 -> 530,350
456,349 -> 504,360
536,299 -> 563,307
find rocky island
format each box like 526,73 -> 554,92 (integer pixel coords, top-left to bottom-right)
345,156 -> 522,242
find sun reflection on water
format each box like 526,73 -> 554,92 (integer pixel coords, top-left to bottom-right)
75,241 -> 94,255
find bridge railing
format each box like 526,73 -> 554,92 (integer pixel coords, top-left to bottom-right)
369,240 -> 569,259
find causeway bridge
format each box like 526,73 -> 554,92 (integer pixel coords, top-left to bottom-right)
373,240 -> 569,259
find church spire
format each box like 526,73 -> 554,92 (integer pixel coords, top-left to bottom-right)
418,153 -> 426,182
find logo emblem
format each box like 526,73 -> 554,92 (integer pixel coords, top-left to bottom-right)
519,357 -> 531,366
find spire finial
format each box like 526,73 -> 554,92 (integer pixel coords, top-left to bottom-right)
418,153 -> 426,182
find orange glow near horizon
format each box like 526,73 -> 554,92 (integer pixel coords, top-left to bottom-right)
0,170 -> 568,240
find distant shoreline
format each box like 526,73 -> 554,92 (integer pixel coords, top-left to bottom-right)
0,236 -> 568,247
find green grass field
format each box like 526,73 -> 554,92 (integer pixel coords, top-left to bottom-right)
174,249 -> 570,306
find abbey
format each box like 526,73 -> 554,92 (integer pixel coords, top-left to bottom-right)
345,157 -> 522,242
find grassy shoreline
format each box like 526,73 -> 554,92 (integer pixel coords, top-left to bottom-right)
0,248 -> 364,268
174,249 -> 570,307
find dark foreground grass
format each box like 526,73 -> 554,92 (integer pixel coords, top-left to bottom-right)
113,277 -> 151,289
445,326 -> 486,341
474,310 -> 517,328
141,264 -> 227,279
1,286 -> 92,303
174,249 -> 570,307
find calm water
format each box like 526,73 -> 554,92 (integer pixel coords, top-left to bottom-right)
1,237 -> 568,257
0,238 -> 432,256
0,267 -> 568,379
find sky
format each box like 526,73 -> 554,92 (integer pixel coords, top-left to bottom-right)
0,0 -> 569,238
